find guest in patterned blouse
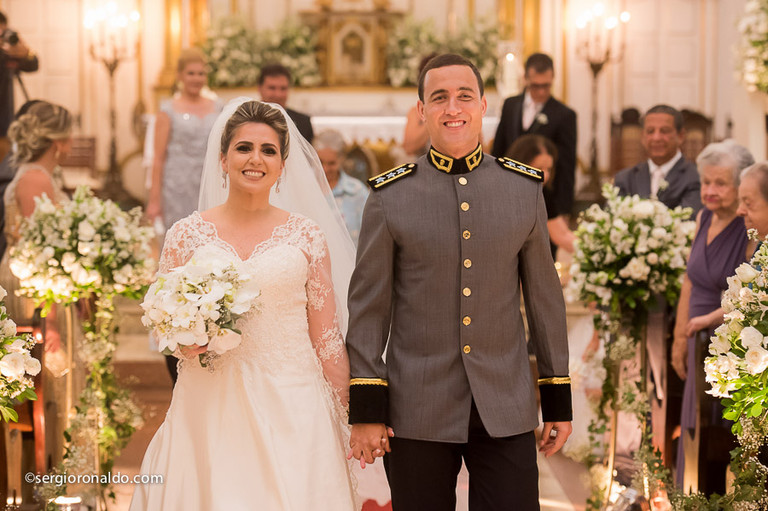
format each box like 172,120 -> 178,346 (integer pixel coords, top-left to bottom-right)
313,129 -> 369,245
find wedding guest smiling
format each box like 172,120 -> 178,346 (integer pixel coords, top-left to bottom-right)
672,140 -> 754,495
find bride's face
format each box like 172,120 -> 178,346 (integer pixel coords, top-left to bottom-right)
221,122 -> 284,194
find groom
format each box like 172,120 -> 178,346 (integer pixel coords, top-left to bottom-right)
346,53 -> 572,510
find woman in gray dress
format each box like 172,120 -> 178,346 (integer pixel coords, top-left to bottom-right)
146,48 -> 222,230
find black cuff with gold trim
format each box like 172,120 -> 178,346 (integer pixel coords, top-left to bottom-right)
349,378 -> 389,424
538,377 -> 573,422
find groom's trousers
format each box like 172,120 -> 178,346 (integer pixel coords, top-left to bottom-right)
383,402 -> 539,511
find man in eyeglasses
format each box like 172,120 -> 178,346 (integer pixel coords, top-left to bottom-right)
492,53 -> 577,224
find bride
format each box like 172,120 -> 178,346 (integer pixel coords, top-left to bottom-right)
130,99 -> 358,510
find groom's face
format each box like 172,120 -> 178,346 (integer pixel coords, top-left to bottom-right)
418,65 -> 486,159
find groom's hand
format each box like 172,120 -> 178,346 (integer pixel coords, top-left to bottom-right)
539,421 -> 572,457
348,423 -> 393,468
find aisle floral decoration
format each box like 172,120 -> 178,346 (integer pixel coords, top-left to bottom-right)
738,0 -> 768,94
569,184 -> 695,508
10,186 -> 155,507
681,230 -> 768,510
0,285 -> 39,422
200,17 -> 321,88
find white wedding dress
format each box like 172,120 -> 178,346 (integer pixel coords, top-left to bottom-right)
130,212 -> 358,511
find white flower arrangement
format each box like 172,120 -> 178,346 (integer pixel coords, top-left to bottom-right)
569,184 -> 695,310
0,286 -> 39,422
386,17 -> 499,88
141,245 -> 261,364
738,0 -> 768,93
201,17 -> 321,88
9,186 -> 155,310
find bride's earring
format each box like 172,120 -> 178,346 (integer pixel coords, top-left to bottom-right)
275,175 -> 282,193
221,171 -> 228,188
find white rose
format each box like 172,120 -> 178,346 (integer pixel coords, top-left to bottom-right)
646,253 -> 659,265
5,338 -> 25,353
2,320 -> 17,337
0,352 -> 26,379
0,285 -> 7,301
632,201 -> 655,218
735,263 -> 760,283
745,346 -> 768,375
207,329 -> 242,355
24,355 -> 41,376
78,221 -> 96,241
740,326 -> 765,350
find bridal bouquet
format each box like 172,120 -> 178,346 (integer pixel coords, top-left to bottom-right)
569,184 -> 695,310
0,286 -> 39,422
9,186 -> 155,310
141,245 -> 261,361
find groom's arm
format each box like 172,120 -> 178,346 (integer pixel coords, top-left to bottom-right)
346,191 -> 394,425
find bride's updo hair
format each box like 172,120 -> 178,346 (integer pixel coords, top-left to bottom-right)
8,101 -> 72,164
220,101 -> 290,162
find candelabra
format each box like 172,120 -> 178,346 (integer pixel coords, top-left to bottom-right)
84,2 -> 141,205
575,2 -> 630,201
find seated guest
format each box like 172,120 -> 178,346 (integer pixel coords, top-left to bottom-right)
313,129 -> 369,245
672,140 -> 754,494
614,104 -> 703,215
506,134 -> 575,257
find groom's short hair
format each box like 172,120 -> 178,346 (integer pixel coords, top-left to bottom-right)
417,53 -> 484,102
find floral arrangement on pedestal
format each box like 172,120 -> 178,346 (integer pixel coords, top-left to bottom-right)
10,186 -> 155,507
0,286 -> 39,422
200,17 -> 321,88
687,231 -> 768,509
569,184 -> 695,509
386,17 -> 499,88
738,0 -> 768,94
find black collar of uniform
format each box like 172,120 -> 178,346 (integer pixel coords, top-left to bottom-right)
427,144 -> 483,174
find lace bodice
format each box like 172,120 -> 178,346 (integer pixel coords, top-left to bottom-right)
3,163 -> 68,245
158,211 -> 350,403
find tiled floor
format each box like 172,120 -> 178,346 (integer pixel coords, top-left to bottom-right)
108,360 -> 589,511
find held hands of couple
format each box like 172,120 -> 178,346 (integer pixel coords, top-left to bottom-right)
539,421 -> 572,458
348,423 -> 395,469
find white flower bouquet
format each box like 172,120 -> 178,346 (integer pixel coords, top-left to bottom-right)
141,245 -> 261,362
9,186 -> 155,310
569,184 -> 696,310
705,234 -> 768,415
0,286 -> 40,422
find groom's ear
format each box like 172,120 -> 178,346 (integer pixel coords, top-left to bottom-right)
416,100 -> 425,121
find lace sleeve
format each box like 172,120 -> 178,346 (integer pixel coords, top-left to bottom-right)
304,221 -> 350,405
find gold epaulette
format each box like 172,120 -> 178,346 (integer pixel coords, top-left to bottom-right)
537,376 -> 571,385
350,378 -> 389,387
367,163 -> 417,190
496,157 -> 544,182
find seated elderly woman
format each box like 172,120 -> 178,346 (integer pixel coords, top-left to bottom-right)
671,140 -> 755,495
313,129 -> 369,245
506,134 -> 575,258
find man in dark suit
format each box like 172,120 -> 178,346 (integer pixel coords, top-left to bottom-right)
347,53 -> 572,511
492,53 -> 577,219
614,104 -> 702,214
258,63 -> 314,143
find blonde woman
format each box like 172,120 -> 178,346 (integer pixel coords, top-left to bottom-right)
145,48 -> 222,230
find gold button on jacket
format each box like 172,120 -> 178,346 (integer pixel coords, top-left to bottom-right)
463,345 -> 471,354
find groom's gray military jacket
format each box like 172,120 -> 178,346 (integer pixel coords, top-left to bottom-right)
346,144 -> 572,443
